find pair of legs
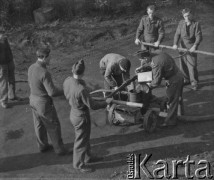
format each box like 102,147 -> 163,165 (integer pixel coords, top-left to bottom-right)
71,110 -> 91,169
164,73 -> 184,126
30,97 -> 65,153
179,52 -> 198,88
0,61 -> 17,108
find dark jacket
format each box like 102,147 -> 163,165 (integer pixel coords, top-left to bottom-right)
150,53 -> 180,88
136,15 -> 164,43
0,35 -> 13,65
174,20 -> 202,49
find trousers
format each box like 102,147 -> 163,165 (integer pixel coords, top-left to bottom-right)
0,61 -> 16,103
165,72 -> 184,125
179,52 -> 198,85
70,110 -> 91,169
30,96 -> 64,153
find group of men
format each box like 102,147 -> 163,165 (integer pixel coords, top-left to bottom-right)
0,4 -> 202,173
135,5 -> 202,91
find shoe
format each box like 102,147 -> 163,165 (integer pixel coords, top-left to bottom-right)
75,166 -> 94,173
1,102 -> 9,109
191,85 -> 198,91
85,156 -> 103,164
9,96 -> 23,101
160,122 -> 177,128
56,148 -> 72,156
183,79 -> 190,86
40,145 -> 53,153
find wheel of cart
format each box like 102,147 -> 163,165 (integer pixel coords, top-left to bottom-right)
143,109 -> 158,133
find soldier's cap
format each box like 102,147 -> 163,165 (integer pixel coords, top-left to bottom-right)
36,47 -> 50,58
119,58 -> 131,72
182,8 -> 191,15
72,59 -> 85,75
134,50 -> 151,59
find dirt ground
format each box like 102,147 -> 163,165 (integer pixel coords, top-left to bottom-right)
1,1 -> 214,179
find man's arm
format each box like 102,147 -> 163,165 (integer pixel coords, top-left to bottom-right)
43,71 -> 64,97
80,88 -> 107,110
173,22 -> 182,47
135,17 -> 145,43
157,19 -> 165,44
150,64 -> 163,88
104,64 -> 117,88
194,22 -> 202,48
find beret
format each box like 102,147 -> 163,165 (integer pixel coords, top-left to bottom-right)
72,59 -> 85,75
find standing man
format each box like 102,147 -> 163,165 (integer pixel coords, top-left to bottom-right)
173,8 -> 202,91
99,53 -> 131,93
63,59 -> 111,173
28,47 -> 67,155
137,50 -> 184,127
0,28 -> 20,108
135,5 -> 164,52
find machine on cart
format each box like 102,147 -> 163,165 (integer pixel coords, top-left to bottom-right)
91,70 -> 168,133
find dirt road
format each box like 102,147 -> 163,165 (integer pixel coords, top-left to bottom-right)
0,1 -> 214,179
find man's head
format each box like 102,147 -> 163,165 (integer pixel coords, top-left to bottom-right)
136,50 -> 152,64
147,5 -> 156,19
119,58 -> 131,73
36,47 -> 51,65
72,59 -> 85,77
182,8 -> 193,23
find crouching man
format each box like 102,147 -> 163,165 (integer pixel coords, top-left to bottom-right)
137,50 -> 184,127
100,53 -> 131,91
28,47 -> 68,155
63,59 -> 111,173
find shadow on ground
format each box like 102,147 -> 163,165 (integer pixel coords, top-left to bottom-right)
0,120 -> 213,173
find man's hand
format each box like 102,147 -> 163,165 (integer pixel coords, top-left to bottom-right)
172,45 -> 178,49
146,82 -> 151,87
135,66 -> 142,73
154,41 -> 160,47
189,45 -> 196,53
106,98 -> 113,104
114,86 -> 118,90
135,38 -> 141,45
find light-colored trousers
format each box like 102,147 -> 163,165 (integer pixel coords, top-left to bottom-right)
0,61 -> 16,103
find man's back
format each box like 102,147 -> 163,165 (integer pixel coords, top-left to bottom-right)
28,62 -> 49,97
99,53 -> 125,69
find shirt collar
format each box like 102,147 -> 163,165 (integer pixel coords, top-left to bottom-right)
36,60 -> 47,68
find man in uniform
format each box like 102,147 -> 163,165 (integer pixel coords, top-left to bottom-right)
99,53 -> 131,93
137,50 -> 184,127
0,28 -> 21,108
28,47 -> 67,155
63,59 -> 111,173
173,8 -> 202,90
135,5 -> 164,51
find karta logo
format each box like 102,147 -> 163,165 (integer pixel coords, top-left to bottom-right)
127,154 -> 213,179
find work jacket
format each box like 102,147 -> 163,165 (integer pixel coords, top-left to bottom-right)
174,20 -> 202,49
136,15 -> 164,43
